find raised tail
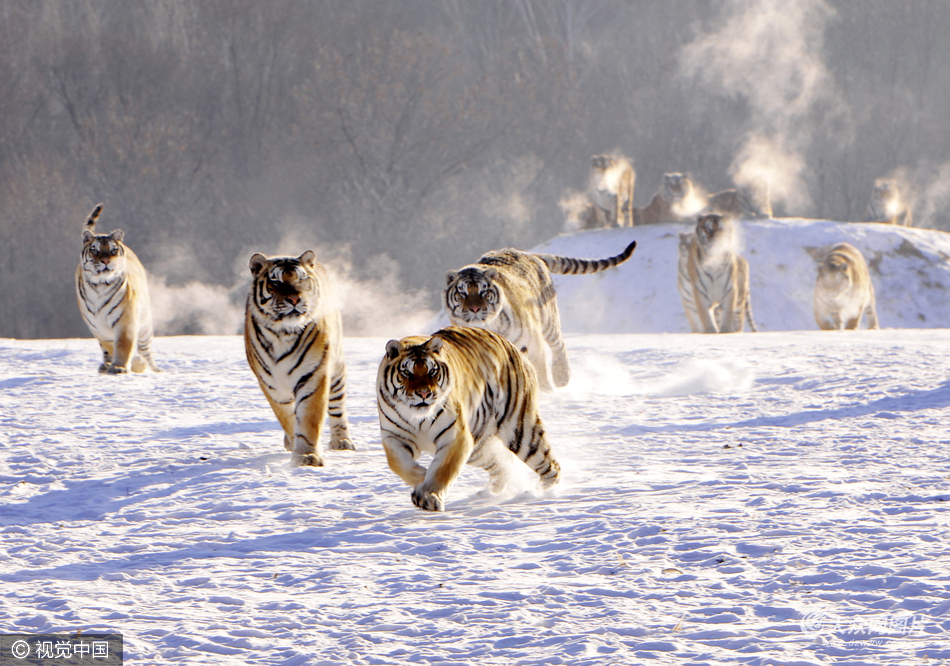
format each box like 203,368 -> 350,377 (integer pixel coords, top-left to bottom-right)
537,240 -> 637,275
84,203 -> 103,233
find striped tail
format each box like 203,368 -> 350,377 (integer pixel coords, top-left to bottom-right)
537,240 -> 637,275
84,203 -> 103,233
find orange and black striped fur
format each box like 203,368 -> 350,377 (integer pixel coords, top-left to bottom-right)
444,241 -> 637,391
377,326 -> 560,512
245,251 -> 354,466
813,242 -> 879,330
76,203 -> 160,374
677,213 -> 757,334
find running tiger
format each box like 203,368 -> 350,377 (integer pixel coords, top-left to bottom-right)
863,179 -> 912,227
444,240 -> 637,390
244,250 -> 354,466
677,213 -> 757,334
589,154 -> 636,227
377,326 -> 561,512
633,172 -> 695,225
76,203 -> 160,374
813,242 -> 879,331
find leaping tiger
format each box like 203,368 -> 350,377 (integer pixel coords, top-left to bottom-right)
76,203 -> 160,374
244,250 -> 354,466
444,240 -> 637,391
377,326 -> 561,512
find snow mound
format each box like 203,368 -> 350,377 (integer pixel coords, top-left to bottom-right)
532,219 -> 950,333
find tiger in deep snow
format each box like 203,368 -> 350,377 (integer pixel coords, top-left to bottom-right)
443,241 -> 637,391
76,203 -> 160,374
244,250 -> 354,466
377,326 -> 561,512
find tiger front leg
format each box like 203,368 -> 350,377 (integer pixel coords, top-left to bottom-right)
292,374 -> 330,467
382,436 -> 427,488
106,319 -> 139,374
412,425 -> 474,512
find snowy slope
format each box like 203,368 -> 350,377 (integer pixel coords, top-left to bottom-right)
2,328 -> 949,665
534,219 -> 950,334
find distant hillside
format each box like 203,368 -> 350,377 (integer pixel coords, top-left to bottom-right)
531,219 -> 950,334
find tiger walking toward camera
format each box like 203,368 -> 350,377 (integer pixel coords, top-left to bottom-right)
377,326 -> 561,512
444,240 -> 637,391
677,213 -> 757,334
76,203 -> 160,374
244,250 -> 354,466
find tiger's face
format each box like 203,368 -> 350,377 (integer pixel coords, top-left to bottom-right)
663,173 -> 691,203
590,154 -> 614,172
81,229 -> 127,282
696,213 -> 729,247
873,179 -> 901,216
382,337 -> 449,414
444,268 -> 503,325
248,251 -> 320,328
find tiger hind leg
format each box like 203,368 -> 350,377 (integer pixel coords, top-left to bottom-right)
504,411 -> 560,488
468,437 -> 512,494
327,365 -> 355,451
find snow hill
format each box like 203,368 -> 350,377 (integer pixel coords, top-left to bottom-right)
535,219 -> 950,334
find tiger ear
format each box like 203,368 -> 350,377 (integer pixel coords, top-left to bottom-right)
109,229 -> 124,243
424,337 -> 443,354
483,268 -> 498,281
385,339 -> 404,360
82,230 -> 94,243
298,250 -> 316,268
446,270 -> 458,285
249,253 -> 268,275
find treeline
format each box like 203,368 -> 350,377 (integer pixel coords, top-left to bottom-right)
1,0 -> 948,338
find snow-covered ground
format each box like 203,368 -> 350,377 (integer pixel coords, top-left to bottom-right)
2,221 -> 950,665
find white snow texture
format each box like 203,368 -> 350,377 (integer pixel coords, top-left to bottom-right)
2,219 -> 949,665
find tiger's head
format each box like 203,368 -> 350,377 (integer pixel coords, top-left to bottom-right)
695,213 -> 735,262
872,179 -> 901,216
590,154 -> 615,173
662,173 -> 692,204
248,250 -> 323,329
81,228 -> 128,283
444,267 -> 503,326
381,335 -> 450,415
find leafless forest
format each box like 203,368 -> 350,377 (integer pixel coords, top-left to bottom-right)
2,0 -> 948,338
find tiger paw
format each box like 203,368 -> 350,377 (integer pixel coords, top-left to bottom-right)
330,438 -> 356,451
411,489 -> 445,512
105,364 -> 128,375
292,453 -> 325,467
98,363 -> 110,374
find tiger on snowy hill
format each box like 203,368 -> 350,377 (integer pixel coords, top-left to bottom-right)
677,213 -> 757,334
443,240 -> 637,391
377,326 -> 561,512
76,203 -> 161,374
244,250 -> 354,467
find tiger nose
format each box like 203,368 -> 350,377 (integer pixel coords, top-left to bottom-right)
416,388 -> 433,401
468,304 -> 481,313
286,294 -> 299,305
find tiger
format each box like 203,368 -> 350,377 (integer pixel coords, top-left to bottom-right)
444,240 -> 637,391
75,203 -> 160,374
377,326 -> 561,512
813,242 -> 879,331
244,250 -> 354,467
705,180 -> 772,219
863,178 -> 912,227
677,213 -> 757,334
589,154 -> 636,227
633,172 -> 694,225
